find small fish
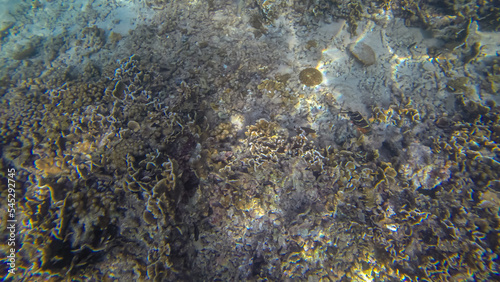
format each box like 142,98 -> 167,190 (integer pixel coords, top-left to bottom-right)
194,223 -> 199,241
344,111 -> 372,134
295,126 -> 316,137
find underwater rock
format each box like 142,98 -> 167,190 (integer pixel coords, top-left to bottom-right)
0,22 -> 14,40
348,42 -> 376,66
12,43 -> 37,60
299,68 -> 322,87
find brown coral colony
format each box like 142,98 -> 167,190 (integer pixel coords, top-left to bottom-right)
299,67 -> 322,87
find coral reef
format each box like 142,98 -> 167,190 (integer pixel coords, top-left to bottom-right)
77,26 -> 106,56
1,0 -> 500,281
